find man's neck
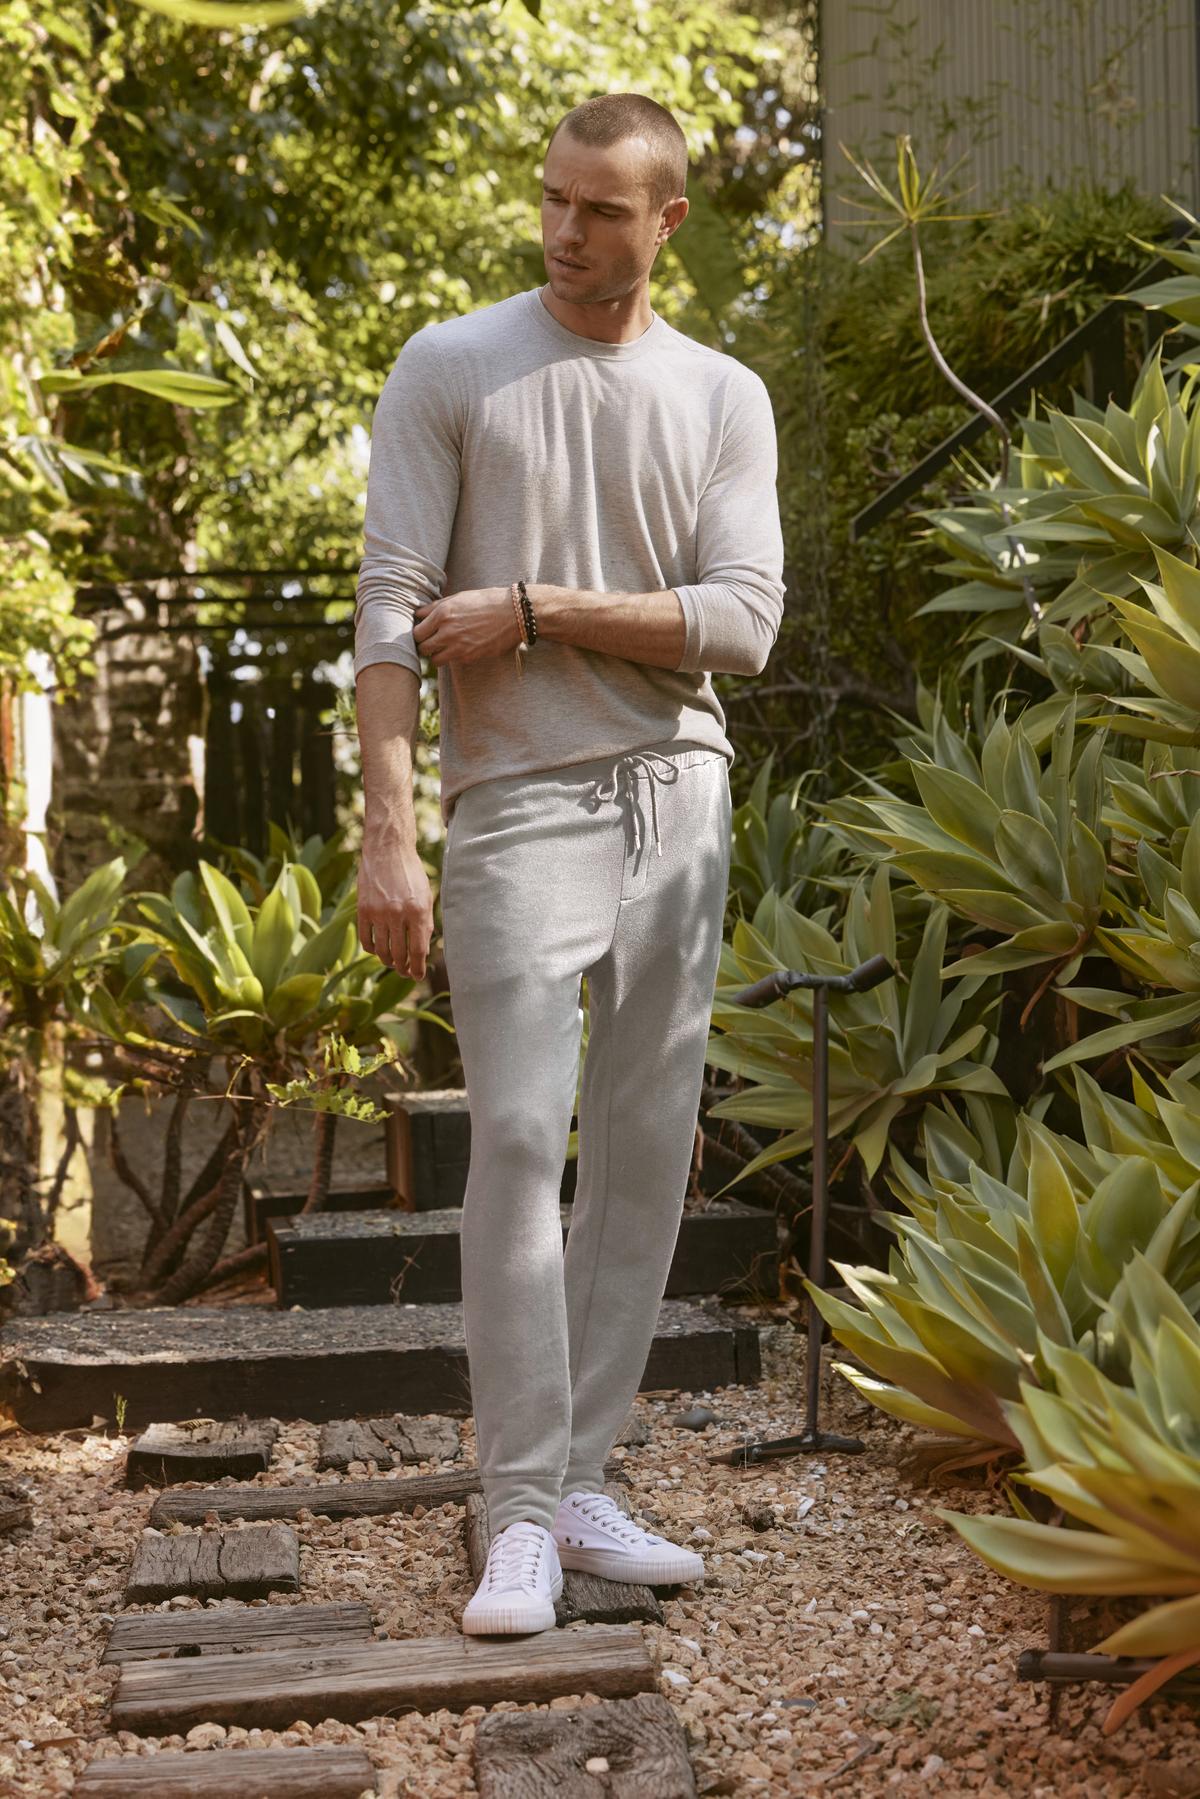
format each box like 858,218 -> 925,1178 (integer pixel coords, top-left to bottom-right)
538,284 -> 655,346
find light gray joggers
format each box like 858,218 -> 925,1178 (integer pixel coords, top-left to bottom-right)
440,739 -> 732,1533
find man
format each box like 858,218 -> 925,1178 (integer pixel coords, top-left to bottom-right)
354,91 -> 785,1635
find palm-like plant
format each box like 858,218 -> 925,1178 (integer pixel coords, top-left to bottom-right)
92,857 -> 444,1303
706,866 -> 1005,1183
941,1258 -> 1200,1732
0,858 -> 128,1259
728,754 -> 847,920
826,698 -> 1112,993
815,1121 -> 1200,1463
918,349 -> 1200,653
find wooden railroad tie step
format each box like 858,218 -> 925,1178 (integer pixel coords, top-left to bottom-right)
125,1522 -> 301,1604
110,1624 -> 658,1733
74,1745 -> 378,1797
125,1418 -> 279,1489
474,1692 -> 696,1798
148,1460 -> 626,1528
244,1179 -> 401,1247
0,1297 -> 759,1430
268,1199 -> 779,1309
465,1488 -> 664,1627
102,1601 -> 374,1665
318,1412 -> 461,1470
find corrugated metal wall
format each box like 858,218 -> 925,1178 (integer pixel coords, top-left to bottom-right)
822,0 -> 1197,244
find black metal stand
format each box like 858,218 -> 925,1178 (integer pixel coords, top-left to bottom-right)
710,954 -> 896,1468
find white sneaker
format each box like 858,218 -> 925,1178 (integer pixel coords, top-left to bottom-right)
461,1520 -> 562,1636
553,1490 -> 706,1586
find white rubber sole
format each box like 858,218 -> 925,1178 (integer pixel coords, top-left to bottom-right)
460,1570 -> 563,1636
555,1543 -> 706,1585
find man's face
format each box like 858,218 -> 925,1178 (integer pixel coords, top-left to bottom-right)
540,130 -> 683,303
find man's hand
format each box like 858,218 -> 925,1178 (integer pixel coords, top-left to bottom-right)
357,835 -> 434,981
412,586 -> 522,666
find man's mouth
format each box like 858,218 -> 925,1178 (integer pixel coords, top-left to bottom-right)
554,256 -> 585,269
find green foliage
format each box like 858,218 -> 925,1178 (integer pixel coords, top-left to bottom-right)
707,867 -> 1004,1180
727,753 -> 843,919
2,0 -> 802,723
0,858 -> 128,1044
940,1259 -> 1200,1670
734,183 -> 1165,781
919,351 -> 1200,655
754,145 -> 1200,1713
814,1109 -> 1200,1454
266,1031 -> 398,1119
123,857 -> 433,1068
827,696 -> 1111,979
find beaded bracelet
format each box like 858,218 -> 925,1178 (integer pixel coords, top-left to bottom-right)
517,579 -> 538,644
510,579 -> 538,678
510,581 -> 528,678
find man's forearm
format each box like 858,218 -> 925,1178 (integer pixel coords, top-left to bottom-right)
356,662 -> 421,842
527,583 -> 686,669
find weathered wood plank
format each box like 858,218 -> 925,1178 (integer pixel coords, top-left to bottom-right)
111,1626 -> 659,1733
102,1602 -> 373,1665
74,1746 -> 377,1797
149,1460 -> 625,1528
125,1418 -> 279,1490
269,1199 -> 777,1309
464,1491 -> 663,1627
245,1179 -> 397,1247
0,1298 -> 755,1431
318,1413 -> 460,1471
474,1693 -> 696,1798
125,1524 -> 300,1603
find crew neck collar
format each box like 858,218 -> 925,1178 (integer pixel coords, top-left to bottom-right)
526,286 -> 664,359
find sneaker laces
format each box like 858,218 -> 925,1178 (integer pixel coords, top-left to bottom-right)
484,1522 -> 548,1591
570,1492 -> 664,1546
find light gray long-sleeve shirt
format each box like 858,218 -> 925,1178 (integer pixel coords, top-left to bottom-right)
353,285 -> 786,821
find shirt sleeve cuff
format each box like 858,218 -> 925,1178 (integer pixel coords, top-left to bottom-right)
670,585 -> 706,673
353,640 -> 424,682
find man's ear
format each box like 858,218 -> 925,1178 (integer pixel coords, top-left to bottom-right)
660,195 -> 689,242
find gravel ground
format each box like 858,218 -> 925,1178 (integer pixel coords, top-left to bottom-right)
0,1312 -> 1197,1798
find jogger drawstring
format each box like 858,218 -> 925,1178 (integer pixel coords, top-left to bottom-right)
588,749 -> 682,858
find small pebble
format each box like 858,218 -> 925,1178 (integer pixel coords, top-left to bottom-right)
185,1722 -> 227,1749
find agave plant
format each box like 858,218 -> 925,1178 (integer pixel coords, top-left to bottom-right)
826,697 -> 1113,987
0,857 -> 129,1256
91,857 -> 444,1303
207,821 -> 357,910
1123,197 -> 1200,353
918,346 -> 1200,652
1078,545 -> 1200,753
941,1257 -> 1200,1732
728,753 -> 845,919
706,865 -> 1005,1182
814,1114 -> 1200,1460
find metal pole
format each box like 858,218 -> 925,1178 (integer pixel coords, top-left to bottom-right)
804,982 -> 829,1433
710,954 -> 894,1465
